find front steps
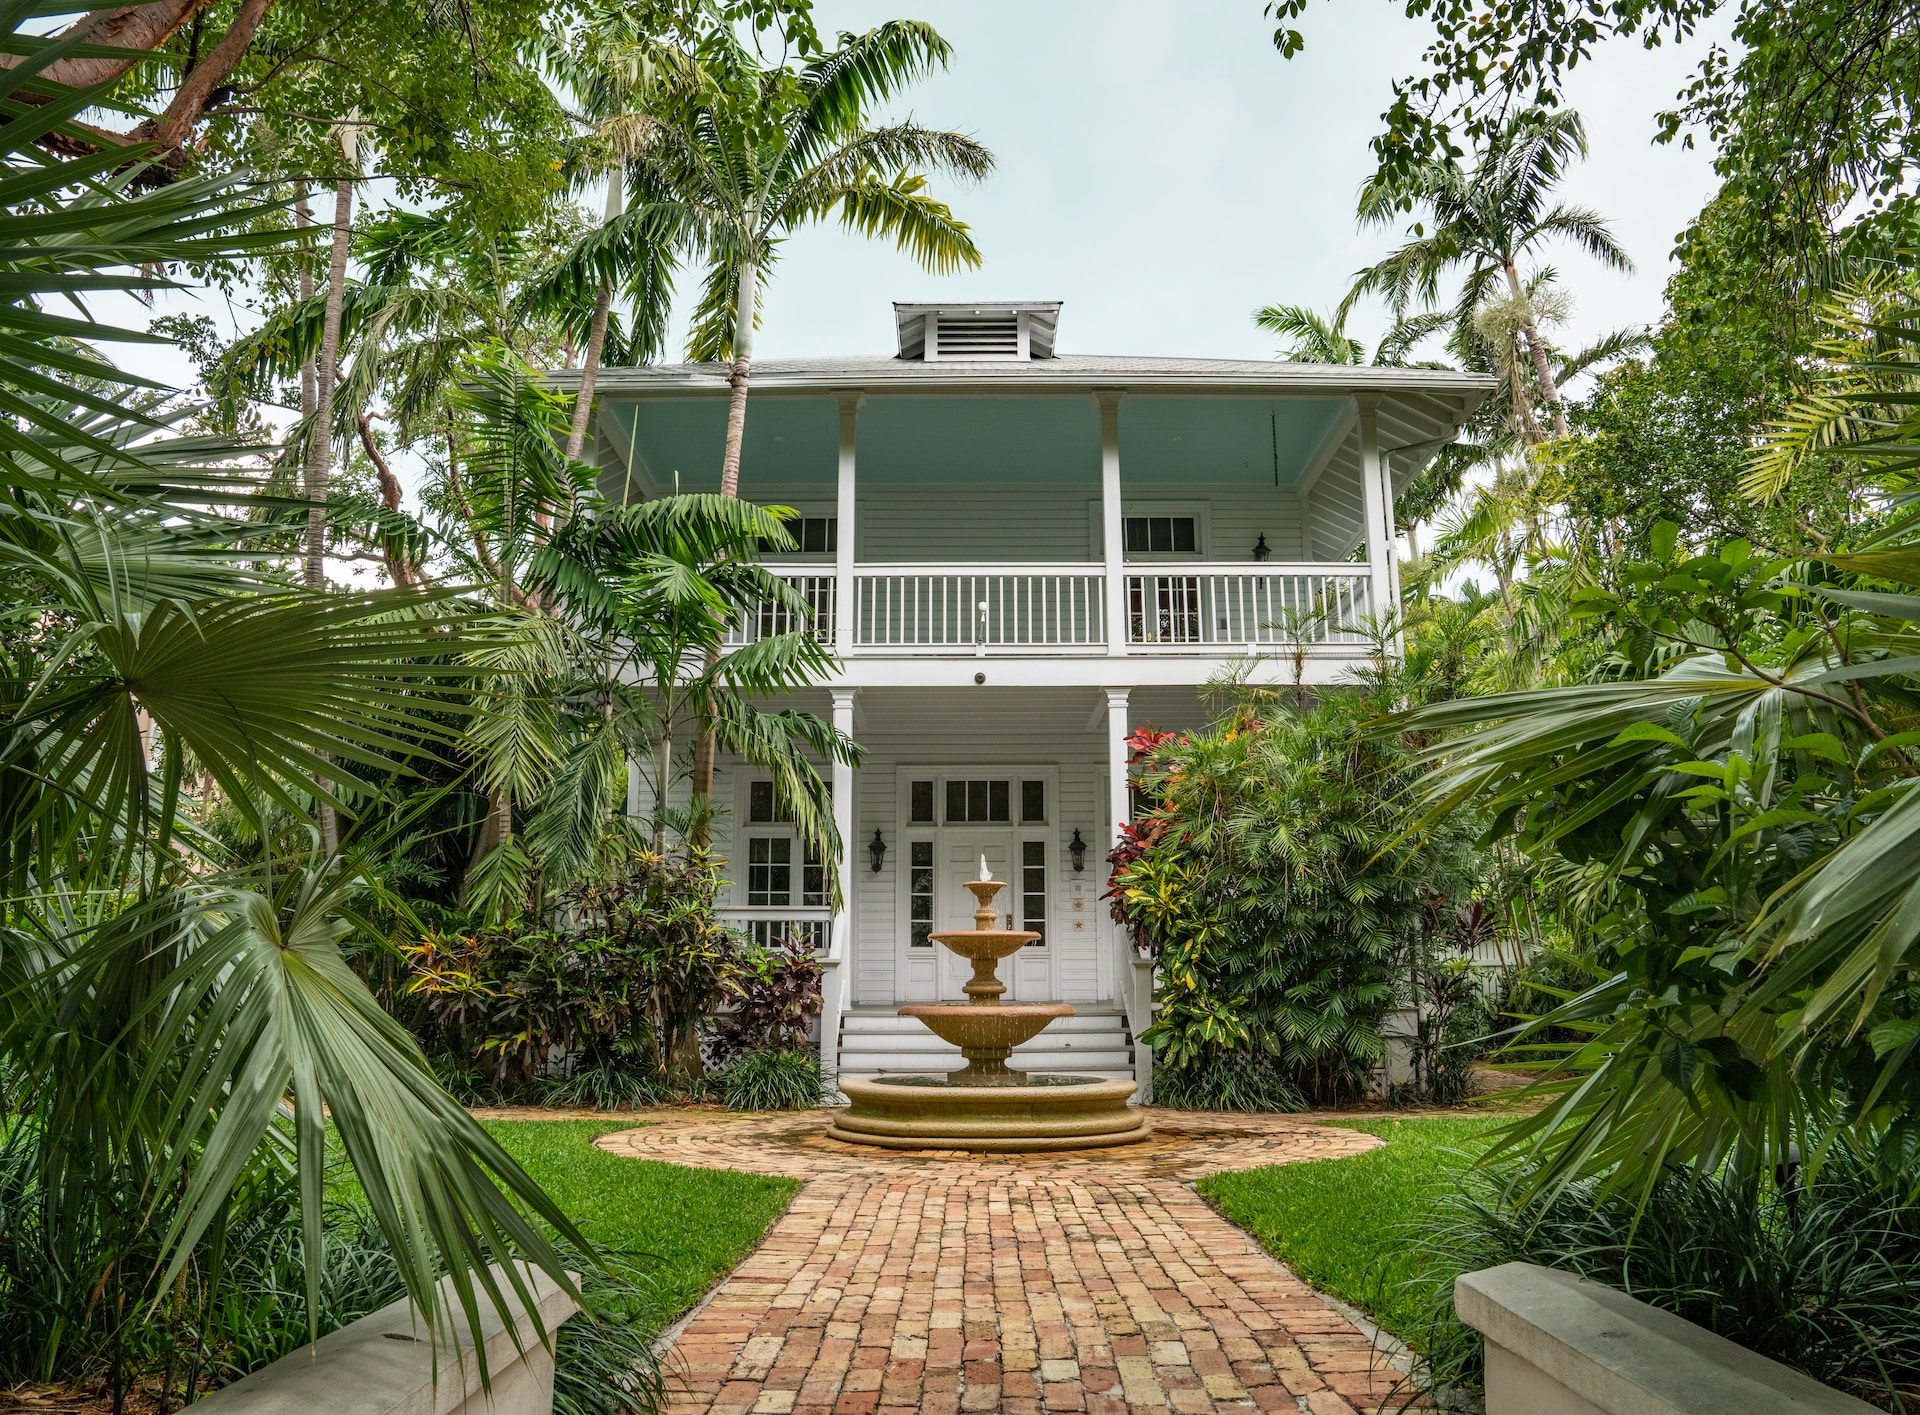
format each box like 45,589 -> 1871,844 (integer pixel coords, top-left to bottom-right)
834,1007 -> 1136,1080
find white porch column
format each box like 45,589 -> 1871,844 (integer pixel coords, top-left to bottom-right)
834,392 -> 861,657
1104,686 -> 1153,1096
820,687 -> 858,1078
1097,390 -> 1126,656
1356,394 -> 1396,634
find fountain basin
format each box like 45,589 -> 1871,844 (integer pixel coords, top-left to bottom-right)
826,1074 -> 1149,1151
897,1002 -> 1071,1084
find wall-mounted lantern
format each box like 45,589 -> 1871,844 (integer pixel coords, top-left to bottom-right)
1252,533 -> 1272,562
1069,828 -> 1088,874
868,829 -> 888,873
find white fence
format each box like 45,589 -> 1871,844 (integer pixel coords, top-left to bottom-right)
854,565 -> 1106,649
1125,566 -> 1373,647
719,910 -> 833,952
724,574 -> 836,647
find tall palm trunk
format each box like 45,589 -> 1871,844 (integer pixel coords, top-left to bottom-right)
564,169 -> 623,462
1505,261 -> 1567,439
718,255 -> 757,497
691,254 -> 759,834
306,175 -> 352,854
296,193 -> 316,483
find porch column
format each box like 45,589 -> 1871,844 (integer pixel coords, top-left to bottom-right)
1097,390 -> 1126,656
834,392 -> 861,657
1356,394 -> 1396,633
820,687 -> 857,1078
1105,686 -> 1153,1097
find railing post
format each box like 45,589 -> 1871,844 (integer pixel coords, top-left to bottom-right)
1097,390 -> 1126,654
834,391 -> 860,657
821,687 -> 857,1081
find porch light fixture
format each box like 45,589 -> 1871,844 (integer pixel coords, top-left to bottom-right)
1252,533 -> 1272,562
1069,828 -> 1088,873
869,828 -> 888,873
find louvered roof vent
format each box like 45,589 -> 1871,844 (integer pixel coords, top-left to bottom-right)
893,302 -> 1061,361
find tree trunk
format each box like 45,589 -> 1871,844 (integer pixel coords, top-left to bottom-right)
564,169 -> 622,463
1505,262 -> 1567,439
307,175 -> 351,856
128,0 -> 272,152
304,178 -> 350,589
717,257 -> 756,498
296,191 -> 317,445
357,412 -> 413,587
0,0 -> 213,88
692,255 -> 758,836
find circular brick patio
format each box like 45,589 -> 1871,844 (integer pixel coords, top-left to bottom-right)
595,1109 -> 1423,1414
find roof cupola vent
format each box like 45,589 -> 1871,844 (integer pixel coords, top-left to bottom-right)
893,301 -> 1061,361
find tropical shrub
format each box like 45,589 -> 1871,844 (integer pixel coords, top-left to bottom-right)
715,1047 -> 829,1111
711,937 -> 825,1063
1112,688 -> 1483,1108
403,847 -> 746,1093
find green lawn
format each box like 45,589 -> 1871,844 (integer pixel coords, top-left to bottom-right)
482,1119 -> 798,1331
1198,1115 -> 1504,1345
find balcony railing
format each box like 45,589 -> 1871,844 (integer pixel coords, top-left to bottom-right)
723,573 -> 836,647
726,563 -> 1376,653
1125,566 -> 1372,647
718,909 -> 832,952
854,565 -> 1105,649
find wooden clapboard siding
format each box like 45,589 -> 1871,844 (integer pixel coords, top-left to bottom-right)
846,475 -> 1356,566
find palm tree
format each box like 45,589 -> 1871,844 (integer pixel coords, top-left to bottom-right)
1255,302 -> 1450,365
636,19 -> 993,496
1345,107 -> 1632,439
0,35 -> 585,1365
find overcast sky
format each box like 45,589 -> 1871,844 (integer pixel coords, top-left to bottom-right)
681,0 -> 1728,369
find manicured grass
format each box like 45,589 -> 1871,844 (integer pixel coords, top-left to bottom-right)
480,1119 -> 799,1331
1198,1115 -> 1504,1344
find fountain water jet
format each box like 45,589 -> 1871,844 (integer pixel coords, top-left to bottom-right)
826,862 -> 1151,1151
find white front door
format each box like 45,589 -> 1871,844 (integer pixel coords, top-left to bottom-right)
939,832 -> 1054,1002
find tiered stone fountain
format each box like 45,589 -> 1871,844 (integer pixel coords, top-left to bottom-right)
827,860 -> 1151,1151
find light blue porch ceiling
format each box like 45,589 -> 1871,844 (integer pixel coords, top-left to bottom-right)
601,391 -> 1353,497
601,395 -> 840,497
1118,396 -> 1349,485
856,397 -> 1100,484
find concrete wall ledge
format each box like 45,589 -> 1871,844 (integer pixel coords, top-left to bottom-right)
191,1263 -> 581,1415
1456,1262 -> 1877,1415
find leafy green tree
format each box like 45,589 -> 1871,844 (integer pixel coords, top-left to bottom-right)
1267,0 -> 1920,266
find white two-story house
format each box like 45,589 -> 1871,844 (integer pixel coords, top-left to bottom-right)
567,301 -> 1491,1091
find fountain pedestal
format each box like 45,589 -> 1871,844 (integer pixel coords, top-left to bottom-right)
826,875 -> 1151,1151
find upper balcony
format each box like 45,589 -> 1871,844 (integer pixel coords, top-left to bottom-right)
559,338 -> 1490,681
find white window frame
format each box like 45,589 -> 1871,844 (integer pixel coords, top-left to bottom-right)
1088,500 -> 1211,559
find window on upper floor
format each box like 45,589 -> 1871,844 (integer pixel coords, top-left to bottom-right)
1124,515 -> 1198,554
758,515 -> 837,555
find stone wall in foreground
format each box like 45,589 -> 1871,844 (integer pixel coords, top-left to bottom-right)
191,1264 -> 579,1415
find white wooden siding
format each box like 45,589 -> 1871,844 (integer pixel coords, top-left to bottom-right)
852,475 -> 1362,567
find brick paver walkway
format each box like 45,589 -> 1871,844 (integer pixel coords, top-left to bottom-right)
596,1109 -> 1421,1415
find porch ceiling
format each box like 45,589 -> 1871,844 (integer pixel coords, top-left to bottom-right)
600,390 -> 1359,498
